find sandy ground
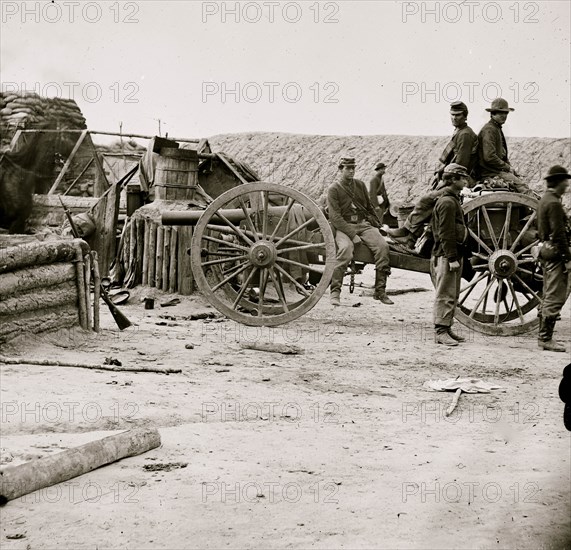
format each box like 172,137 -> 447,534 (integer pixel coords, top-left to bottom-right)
0,267 -> 570,550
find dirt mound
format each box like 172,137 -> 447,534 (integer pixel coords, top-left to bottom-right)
209,132 -> 571,205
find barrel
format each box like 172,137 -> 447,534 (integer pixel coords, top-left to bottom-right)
154,148 -> 199,201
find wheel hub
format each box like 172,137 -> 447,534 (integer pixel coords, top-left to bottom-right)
249,240 -> 277,267
488,249 -> 518,278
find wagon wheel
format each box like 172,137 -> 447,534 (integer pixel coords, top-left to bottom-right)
191,182 -> 336,326
451,192 -> 542,336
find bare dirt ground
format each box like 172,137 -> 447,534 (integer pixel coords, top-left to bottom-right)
1,268 -> 570,550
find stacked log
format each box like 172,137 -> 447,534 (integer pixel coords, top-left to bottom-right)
0,238 -> 98,344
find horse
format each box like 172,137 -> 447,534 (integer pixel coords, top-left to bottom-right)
0,124 -> 77,233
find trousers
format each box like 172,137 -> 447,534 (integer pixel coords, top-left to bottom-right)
540,260 -> 570,318
432,256 -> 462,327
330,222 -> 390,294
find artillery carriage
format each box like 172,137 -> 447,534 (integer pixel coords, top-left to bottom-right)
163,182 -> 542,336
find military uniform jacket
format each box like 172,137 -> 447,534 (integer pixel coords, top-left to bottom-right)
327,178 -> 373,240
478,119 -> 511,177
431,187 -> 467,262
368,173 -> 389,212
538,189 -> 571,263
439,124 -> 479,175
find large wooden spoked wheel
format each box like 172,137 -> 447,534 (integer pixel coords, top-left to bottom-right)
191,182 -> 336,326
442,192 -> 542,336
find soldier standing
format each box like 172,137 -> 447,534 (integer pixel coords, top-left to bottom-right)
327,157 -> 393,306
431,163 -> 470,346
369,162 -> 390,225
537,165 -> 571,352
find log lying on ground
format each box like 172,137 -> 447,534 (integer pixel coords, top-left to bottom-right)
0,280 -> 77,316
0,356 -> 182,374
0,427 -> 161,504
0,239 -> 85,274
239,342 -> 305,355
0,263 -> 76,298
0,304 -> 79,344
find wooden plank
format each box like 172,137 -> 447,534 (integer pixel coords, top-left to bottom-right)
147,221 -> 157,287
142,220 -> 150,286
177,226 -> 193,295
169,228 -> 178,293
47,130 -> 88,194
155,226 -> 164,289
162,227 -> 171,291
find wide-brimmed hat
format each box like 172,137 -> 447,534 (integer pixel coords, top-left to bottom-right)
443,163 -> 470,177
374,162 -> 386,171
450,101 -> 468,115
544,165 -> 571,181
338,157 -> 356,168
485,98 -> 514,113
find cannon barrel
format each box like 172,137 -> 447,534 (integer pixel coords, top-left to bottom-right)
162,206 -> 293,226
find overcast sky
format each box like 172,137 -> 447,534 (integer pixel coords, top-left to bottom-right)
1,1 -> 570,139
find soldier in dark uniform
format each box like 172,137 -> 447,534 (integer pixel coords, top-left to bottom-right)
369,162 -> 390,225
431,163 -> 470,346
327,157 -> 393,306
388,101 -> 478,242
537,165 -> 571,352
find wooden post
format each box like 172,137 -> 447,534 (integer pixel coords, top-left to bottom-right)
162,226 -> 171,292
147,221 -> 157,287
155,226 -> 164,289
83,252 -> 92,331
169,228 -> 178,293
0,428 -> 161,504
92,251 -> 101,332
73,243 -> 88,330
136,217 -> 145,285
177,226 -> 193,295
142,220 -> 150,286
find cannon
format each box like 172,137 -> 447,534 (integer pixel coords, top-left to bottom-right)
163,182 -> 542,335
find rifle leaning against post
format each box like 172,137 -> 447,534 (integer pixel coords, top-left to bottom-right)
59,196 -> 132,331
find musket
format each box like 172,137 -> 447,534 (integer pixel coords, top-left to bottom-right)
59,196 -> 131,330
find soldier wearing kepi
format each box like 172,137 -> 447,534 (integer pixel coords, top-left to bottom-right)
431,163 -> 470,346
327,157 -> 393,306
537,165 -> 571,352
369,162 -> 390,225
477,98 -> 533,195
387,101 -> 478,242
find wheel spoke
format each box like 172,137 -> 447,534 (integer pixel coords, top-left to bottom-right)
221,259 -> 249,276
277,242 -> 326,255
459,273 -> 488,306
237,196 -> 259,242
515,240 -> 539,258
201,254 -> 248,267
460,271 -> 488,295
274,262 -> 310,297
275,216 -> 317,247
232,266 -> 258,309
502,202 -> 512,249
472,251 -> 489,262
481,206 -> 499,250
482,275 -> 491,315
509,212 -> 537,252
268,267 -> 289,313
494,280 -> 502,325
269,197 -> 295,240
468,277 -> 496,319
203,234 -> 250,253
468,228 -> 493,255
275,256 -> 325,275
513,274 -> 542,302
518,267 -> 538,277
261,190 -> 269,240
506,279 -> 525,323
215,208 -> 254,246
212,262 -> 251,292
258,268 -> 268,317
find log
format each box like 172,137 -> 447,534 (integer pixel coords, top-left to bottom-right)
147,221 -> 157,287
0,356 -> 183,374
168,228 -> 178,294
83,252 -> 92,331
177,226 -> 193,295
0,304 -> 79,344
239,342 -> 305,355
155,226 -> 164,289
0,428 -> 161,504
0,263 -> 75,299
74,243 -> 88,330
92,251 -> 101,332
0,281 -> 77,316
162,226 -> 171,292
0,240 -> 81,274
142,220 -> 150,286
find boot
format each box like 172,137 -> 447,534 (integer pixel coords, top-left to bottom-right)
387,227 -> 410,238
435,326 -> 458,347
447,327 -> 466,342
538,316 -> 566,352
373,270 -> 394,305
330,289 -> 341,307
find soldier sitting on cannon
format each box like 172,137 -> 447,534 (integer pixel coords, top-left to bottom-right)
387,101 -> 478,246
327,157 -> 393,306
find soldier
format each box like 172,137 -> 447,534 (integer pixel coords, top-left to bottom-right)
431,163 -> 470,346
327,157 -> 393,306
477,98 -> 533,195
537,165 -> 571,352
369,162 -> 390,225
387,101 -> 478,242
